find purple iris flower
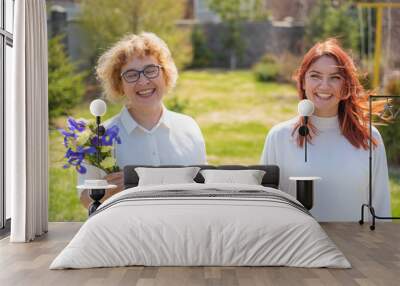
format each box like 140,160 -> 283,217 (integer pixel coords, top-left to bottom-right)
76,164 -> 87,174
102,126 -> 121,146
68,156 -> 83,166
91,125 -> 121,146
65,148 -> 84,164
65,146 -> 96,161
63,146 -> 97,174
59,117 -> 86,148
91,135 -> 101,146
59,129 -> 76,138
63,149 -> 85,173
81,146 -> 97,155
58,128 -> 77,147
67,117 -> 86,132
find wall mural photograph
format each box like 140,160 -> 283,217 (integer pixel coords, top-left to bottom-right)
2,0 -> 400,285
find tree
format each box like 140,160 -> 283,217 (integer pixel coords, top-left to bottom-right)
190,25 -> 213,68
48,35 -> 86,122
208,0 -> 268,69
305,0 -> 359,51
79,0 -> 191,69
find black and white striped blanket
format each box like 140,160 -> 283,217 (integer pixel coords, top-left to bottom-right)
93,188 -> 311,217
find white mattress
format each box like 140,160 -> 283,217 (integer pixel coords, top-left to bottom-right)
50,183 -> 351,269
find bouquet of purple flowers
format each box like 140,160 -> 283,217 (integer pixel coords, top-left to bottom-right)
59,117 -> 121,174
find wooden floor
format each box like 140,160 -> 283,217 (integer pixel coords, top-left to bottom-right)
0,222 -> 399,286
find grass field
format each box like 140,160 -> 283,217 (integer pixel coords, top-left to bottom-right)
49,70 -> 400,221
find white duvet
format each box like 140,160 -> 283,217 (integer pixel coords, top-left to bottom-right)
50,183 -> 351,269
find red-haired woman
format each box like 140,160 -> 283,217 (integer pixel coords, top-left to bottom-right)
260,39 -> 391,221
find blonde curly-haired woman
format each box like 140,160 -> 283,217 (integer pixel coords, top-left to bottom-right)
78,33 -> 207,208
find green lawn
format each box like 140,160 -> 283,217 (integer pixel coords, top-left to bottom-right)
49,69 -> 400,221
390,168 -> 400,217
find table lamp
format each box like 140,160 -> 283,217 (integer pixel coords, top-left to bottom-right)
298,99 -> 314,162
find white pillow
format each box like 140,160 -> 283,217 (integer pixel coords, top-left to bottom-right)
200,169 -> 266,185
135,167 -> 200,186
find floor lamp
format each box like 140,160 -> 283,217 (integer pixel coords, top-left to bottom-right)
88,99 -> 107,215
359,95 -> 400,230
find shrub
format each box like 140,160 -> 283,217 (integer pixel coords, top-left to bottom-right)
48,35 -> 87,123
253,54 -> 280,82
253,53 -> 300,83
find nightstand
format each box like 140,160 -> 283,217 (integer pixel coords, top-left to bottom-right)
289,177 -> 321,210
78,181 -> 117,216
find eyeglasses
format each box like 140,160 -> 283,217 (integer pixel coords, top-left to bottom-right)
120,64 -> 162,83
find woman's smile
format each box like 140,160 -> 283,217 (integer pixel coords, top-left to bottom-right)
314,92 -> 334,101
136,88 -> 156,98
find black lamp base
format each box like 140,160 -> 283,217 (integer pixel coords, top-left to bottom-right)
359,203 -> 400,231
88,189 -> 105,216
296,180 -> 314,210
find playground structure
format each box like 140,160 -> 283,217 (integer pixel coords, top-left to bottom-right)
357,2 -> 400,89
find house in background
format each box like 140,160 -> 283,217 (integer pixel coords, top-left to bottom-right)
186,0 -> 316,25
189,0 -> 221,23
47,0 -> 90,69
184,0 -> 314,67
46,0 -> 312,69
46,0 -> 400,70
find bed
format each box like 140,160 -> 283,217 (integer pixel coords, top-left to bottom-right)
50,165 -> 350,269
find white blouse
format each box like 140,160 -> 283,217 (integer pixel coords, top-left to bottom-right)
260,115 -> 391,222
78,106 -> 207,195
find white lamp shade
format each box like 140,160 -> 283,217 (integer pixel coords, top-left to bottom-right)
90,99 -> 107,117
298,99 -> 315,117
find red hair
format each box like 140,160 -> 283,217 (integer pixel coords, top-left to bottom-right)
292,38 -> 379,149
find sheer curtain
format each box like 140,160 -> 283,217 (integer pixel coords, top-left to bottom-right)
8,0 -> 48,242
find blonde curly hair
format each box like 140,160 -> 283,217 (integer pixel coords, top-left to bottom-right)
96,32 -> 178,102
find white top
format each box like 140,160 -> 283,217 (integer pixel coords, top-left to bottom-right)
77,184 -> 117,190
289,177 -> 321,181
77,179 -> 117,189
78,106 -> 207,196
260,115 -> 391,222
